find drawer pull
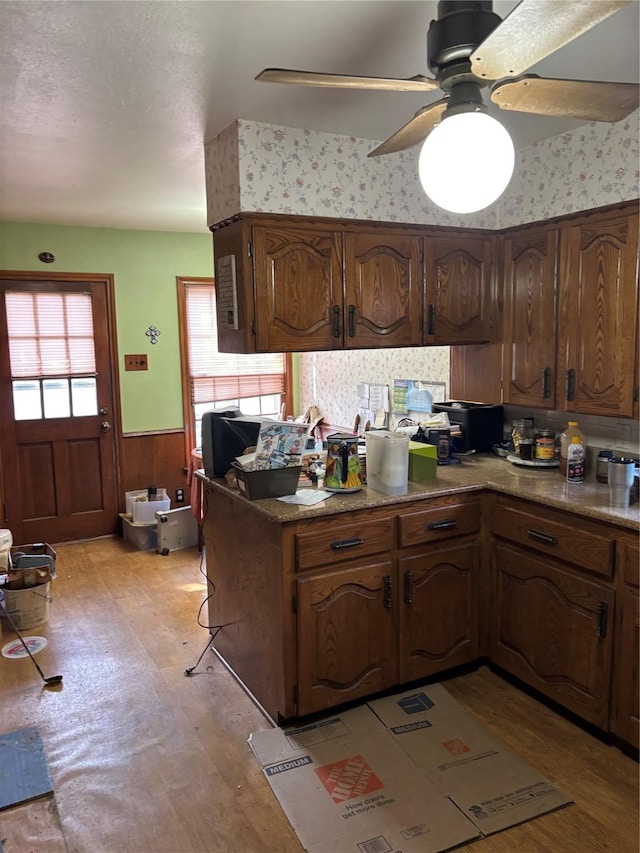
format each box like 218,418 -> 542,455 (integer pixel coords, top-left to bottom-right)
566,368 -> 576,402
384,575 -> 392,609
404,571 -> 413,605
542,367 -> 551,399
427,303 -> 436,336
348,304 -> 356,337
597,602 -> 608,638
428,519 -> 457,531
330,537 -> 364,551
526,528 -> 558,546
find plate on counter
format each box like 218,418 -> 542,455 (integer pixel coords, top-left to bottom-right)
507,454 -> 559,468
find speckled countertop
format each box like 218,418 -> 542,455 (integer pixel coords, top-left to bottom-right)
199,455 -> 640,531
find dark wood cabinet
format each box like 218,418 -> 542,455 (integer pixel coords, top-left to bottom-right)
424,234 -> 495,344
556,208 -> 639,417
297,560 -> 396,715
610,537 -> 640,748
451,201 -> 640,416
502,226 -> 558,408
252,223 -> 342,352
398,541 -> 479,683
343,231 -> 422,348
491,542 -> 614,728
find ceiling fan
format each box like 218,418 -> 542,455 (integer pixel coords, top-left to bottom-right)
255,0 -> 639,212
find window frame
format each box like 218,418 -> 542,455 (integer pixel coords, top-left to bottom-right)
177,276 -> 293,464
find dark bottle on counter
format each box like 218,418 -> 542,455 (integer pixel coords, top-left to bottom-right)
596,449 -> 614,483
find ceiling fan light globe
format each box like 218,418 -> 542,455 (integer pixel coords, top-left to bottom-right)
418,112 -> 515,214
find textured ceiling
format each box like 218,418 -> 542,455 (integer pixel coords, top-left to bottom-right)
1,0 -> 638,233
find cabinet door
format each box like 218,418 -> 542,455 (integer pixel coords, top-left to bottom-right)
253,225 -> 343,352
557,210 -> 639,416
610,538 -> 639,748
297,561 -> 396,716
491,542 -> 614,728
343,232 -> 422,348
502,228 -> 558,408
424,234 -> 494,344
399,542 -> 479,683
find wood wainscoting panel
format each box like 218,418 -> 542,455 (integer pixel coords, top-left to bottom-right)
121,430 -> 188,511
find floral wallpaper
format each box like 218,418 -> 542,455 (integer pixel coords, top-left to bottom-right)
298,346 -> 450,431
204,110 -> 639,428
498,109 -> 640,227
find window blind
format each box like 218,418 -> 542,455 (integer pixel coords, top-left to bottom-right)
6,291 -> 96,378
186,284 -> 284,403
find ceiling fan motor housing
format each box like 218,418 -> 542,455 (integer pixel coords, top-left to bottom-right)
428,0 -> 501,83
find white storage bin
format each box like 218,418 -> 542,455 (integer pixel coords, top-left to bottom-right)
120,514 -> 158,550
125,488 -> 169,517
365,430 -> 410,496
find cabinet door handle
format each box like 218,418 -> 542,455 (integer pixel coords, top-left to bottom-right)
404,571 -> 413,605
383,575 -> 392,609
427,304 -> 436,336
348,304 -> 356,337
526,528 -> 558,546
566,368 -> 576,402
542,367 -> 551,399
332,305 -> 342,338
330,537 -> 364,551
597,602 -> 608,638
428,518 -> 457,531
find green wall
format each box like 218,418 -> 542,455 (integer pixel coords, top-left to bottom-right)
0,221 -> 213,433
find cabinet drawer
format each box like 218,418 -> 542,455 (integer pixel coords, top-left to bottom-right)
295,517 -> 395,571
399,500 -> 481,548
619,539 -> 640,588
491,500 -> 614,578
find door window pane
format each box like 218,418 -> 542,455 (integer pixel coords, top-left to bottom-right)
43,379 -> 71,418
71,377 -> 98,416
12,380 -> 42,420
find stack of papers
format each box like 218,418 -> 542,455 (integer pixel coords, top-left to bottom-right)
235,420 -> 311,472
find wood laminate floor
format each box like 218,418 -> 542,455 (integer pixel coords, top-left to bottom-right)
0,537 -> 637,853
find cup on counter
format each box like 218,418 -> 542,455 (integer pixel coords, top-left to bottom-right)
518,438 -> 534,461
608,457 -> 636,508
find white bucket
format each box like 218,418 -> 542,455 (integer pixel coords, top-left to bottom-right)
1,582 -> 51,631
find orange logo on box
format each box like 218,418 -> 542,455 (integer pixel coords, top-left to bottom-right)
315,754 -> 384,803
442,738 -> 470,755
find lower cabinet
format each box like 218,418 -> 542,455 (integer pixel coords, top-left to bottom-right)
490,542 -> 614,728
296,560 -> 397,715
398,541 -> 479,683
610,538 -> 640,748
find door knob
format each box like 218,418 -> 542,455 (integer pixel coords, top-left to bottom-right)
99,407 -> 108,415
100,421 -> 112,432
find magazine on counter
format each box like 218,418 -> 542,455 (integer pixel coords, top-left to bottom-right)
236,420 -> 311,471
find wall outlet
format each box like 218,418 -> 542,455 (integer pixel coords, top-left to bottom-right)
617,420 -> 632,449
125,354 -> 148,371
175,488 -> 185,503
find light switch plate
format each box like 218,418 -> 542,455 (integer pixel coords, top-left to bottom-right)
125,354 -> 148,371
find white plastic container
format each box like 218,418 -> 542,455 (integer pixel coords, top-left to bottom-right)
365,431 -> 410,496
0,529 -> 12,572
125,488 -> 169,518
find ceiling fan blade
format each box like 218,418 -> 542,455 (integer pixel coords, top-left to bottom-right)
471,0 -> 631,80
255,68 -> 439,93
492,76 -> 639,122
368,100 -> 448,157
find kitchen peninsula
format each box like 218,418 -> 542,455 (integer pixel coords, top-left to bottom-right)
199,456 -> 639,750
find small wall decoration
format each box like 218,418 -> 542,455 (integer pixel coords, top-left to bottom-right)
38,252 -> 55,264
145,325 -> 161,345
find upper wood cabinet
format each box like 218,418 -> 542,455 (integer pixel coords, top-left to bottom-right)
211,214 -> 499,353
502,226 -> 559,408
343,231 -> 422,348
424,234 -> 495,344
252,223 -> 342,352
556,208 -> 639,417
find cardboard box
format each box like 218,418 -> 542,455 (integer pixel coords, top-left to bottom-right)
249,705 -> 479,853
369,685 -> 572,837
408,441 -> 438,482
250,684 -> 572,852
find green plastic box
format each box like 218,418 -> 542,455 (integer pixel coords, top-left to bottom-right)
408,441 -> 438,482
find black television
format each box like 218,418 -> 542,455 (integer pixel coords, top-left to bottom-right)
201,410 -> 262,478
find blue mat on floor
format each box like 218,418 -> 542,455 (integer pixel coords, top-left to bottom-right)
0,726 -> 53,810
